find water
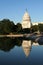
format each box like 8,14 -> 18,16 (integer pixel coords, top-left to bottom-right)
0,37 -> 43,65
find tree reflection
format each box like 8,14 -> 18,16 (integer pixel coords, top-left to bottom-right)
0,37 -> 43,53
0,37 -> 22,52
38,37 -> 43,45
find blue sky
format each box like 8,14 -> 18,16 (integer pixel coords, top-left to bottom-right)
0,0 -> 43,23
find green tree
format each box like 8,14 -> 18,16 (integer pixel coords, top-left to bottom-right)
0,19 -> 15,34
31,25 -> 39,32
38,24 -> 43,32
16,23 -> 22,33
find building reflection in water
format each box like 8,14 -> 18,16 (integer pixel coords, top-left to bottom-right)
22,40 -> 32,57
32,42 -> 39,46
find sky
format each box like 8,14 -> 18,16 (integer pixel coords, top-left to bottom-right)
0,0 -> 43,24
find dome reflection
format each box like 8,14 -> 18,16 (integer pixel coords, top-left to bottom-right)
22,40 -> 32,57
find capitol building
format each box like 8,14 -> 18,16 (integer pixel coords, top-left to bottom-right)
22,10 -> 43,29
22,10 -> 31,28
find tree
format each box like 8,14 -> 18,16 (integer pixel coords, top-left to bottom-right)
16,23 -> 22,33
31,25 -> 39,32
22,28 -> 31,34
38,24 -> 43,32
0,19 -> 15,34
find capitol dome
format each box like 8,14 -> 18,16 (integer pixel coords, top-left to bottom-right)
22,10 -> 31,28
23,11 -> 30,21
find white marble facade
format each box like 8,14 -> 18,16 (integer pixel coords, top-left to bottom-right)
22,10 -> 43,28
22,10 -> 31,28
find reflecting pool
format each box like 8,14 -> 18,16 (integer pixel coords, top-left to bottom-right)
0,37 -> 43,65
